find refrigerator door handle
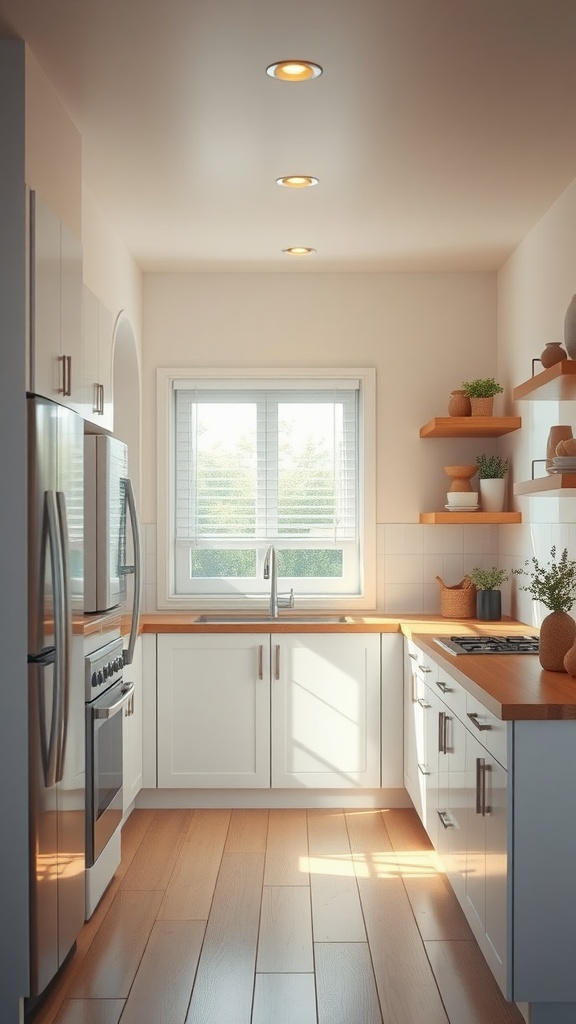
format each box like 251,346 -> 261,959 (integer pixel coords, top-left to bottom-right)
122,477 -> 141,666
55,491 -> 72,783
43,491 -> 65,789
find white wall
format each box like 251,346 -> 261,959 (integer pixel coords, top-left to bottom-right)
497,178 -> 576,627
142,270 -> 501,611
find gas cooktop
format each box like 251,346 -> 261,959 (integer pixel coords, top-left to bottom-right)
434,635 -> 539,655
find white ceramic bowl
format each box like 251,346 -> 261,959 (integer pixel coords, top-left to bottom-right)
446,491 -> 478,507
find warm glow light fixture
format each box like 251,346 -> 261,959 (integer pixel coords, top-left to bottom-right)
282,247 -> 316,255
266,60 -> 323,82
276,176 -> 319,188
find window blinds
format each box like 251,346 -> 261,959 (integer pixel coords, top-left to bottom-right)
174,382 -> 359,546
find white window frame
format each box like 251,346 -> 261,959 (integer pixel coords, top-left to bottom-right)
156,367 -> 376,611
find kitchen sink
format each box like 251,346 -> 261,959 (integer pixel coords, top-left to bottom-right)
196,614 -> 351,624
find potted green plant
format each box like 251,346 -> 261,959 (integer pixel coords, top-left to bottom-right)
461,377 -> 504,416
475,453 -> 508,512
512,546 -> 576,670
467,566 -> 508,621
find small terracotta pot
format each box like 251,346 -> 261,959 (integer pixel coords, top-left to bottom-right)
540,342 -> 567,368
470,396 -> 494,416
539,611 -> 576,671
448,390 -> 472,417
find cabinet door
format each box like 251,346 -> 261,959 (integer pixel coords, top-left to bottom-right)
82,285 -> 114,429
60,220 -> 83,413
381,634 -> 404,789
31,193 -> 61,401
403,644 -> 425,818
271,633 -> 381,788
157,634 -> 271,788
31,193 -> 83,410
464,730 -> 507,992
122,636 -> 143,812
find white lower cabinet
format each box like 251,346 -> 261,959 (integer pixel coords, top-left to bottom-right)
156,631 -> 388,790
404,638 -> 508,995
157,633 -> 271,787
270,633 -> 381,788
464,729 -> 507,991
122,635 -> 143,812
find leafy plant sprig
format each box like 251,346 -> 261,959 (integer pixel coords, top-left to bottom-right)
468,566 -> 508,591
461,377 -> 504,398
476,453 -> 508,479
512,546 -> 576,613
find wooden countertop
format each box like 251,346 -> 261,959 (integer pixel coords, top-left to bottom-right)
413,632 -> 576,722
78,609 -> 576,721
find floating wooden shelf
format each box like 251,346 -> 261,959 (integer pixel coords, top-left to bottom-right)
419,512 -> 522,524
513,361 -> 576,401
514,474 -> 576,497
419,416 -> 521,438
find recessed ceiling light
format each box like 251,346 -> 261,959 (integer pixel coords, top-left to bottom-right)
266,60 -> 323,82
276,176 -> 319,188
282,247 -> 316,255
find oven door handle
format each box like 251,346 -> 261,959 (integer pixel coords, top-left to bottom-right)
93,683 -> 135,720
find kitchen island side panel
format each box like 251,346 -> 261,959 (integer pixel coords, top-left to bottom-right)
511,720 -> 576,1003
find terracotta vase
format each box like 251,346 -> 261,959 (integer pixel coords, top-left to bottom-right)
563,638 -> 576,676
448,390 -> 472,417
539,611 -> 576,671
470,396 -> 494,417
540,342 -> 567,368
563,294 -> 576,359
546,424 -> 573,474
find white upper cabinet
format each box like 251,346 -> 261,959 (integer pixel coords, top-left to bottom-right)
82,283 -> 113,430
30,191 -> 83,413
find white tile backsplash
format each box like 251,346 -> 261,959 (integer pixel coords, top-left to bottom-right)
141,518 -> 576,617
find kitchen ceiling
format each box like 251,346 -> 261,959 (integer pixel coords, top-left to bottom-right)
1,0 -> 576,273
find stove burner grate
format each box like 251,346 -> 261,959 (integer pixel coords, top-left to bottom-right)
435,634 -> 539,655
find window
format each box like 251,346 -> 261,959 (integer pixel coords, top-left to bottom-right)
157,368 -> 375,609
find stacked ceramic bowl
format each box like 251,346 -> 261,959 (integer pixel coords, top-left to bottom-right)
551,436 -> 576,473
445,491 -> 479,511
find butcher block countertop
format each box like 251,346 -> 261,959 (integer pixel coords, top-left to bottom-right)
87,610 -> 576,722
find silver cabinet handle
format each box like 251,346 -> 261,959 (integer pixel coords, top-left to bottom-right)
258,644 -> 263,680
55,492 -> 72,782
437,809 -> 455,829
58,354 -> 72,396
417,763 -> 431,776
417,697 -> 431,709
438,710 -> 449,754
420,664 -> 433,673
274,644 -> 280,680
467,712 -> 491,731
475,758 -> 491,815
409,652 -> 417,661
92,383 -> 100,414
436,679 -> 449,693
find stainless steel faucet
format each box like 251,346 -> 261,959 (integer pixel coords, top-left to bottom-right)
263,545 -> 294,618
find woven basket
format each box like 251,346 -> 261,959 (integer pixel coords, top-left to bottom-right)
436,575 -> 477,619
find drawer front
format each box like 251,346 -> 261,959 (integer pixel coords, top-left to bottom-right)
434,665 -> 466,722
465,690 -> 508,769
406,639 -> 438,688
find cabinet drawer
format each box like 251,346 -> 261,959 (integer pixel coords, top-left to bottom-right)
465,691 -> 508,769
434,665 -> 466,722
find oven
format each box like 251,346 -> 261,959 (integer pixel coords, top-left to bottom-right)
85,638 -> 133,874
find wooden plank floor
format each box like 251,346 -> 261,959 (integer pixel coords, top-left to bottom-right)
31,808 -> 525,1024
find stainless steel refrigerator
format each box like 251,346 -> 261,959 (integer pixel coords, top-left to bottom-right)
26,395 -> 85,999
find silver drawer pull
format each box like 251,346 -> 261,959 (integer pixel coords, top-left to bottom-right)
417,698 -> 431,709
409,652 -> 418,661
417,763 -> 431,776
467,712 -> 491,731
420,665 -> 433,673
437,809 -> 455,829
436,680 -> 450,693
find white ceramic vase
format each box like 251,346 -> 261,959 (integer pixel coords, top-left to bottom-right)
479,477 -> 506,512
